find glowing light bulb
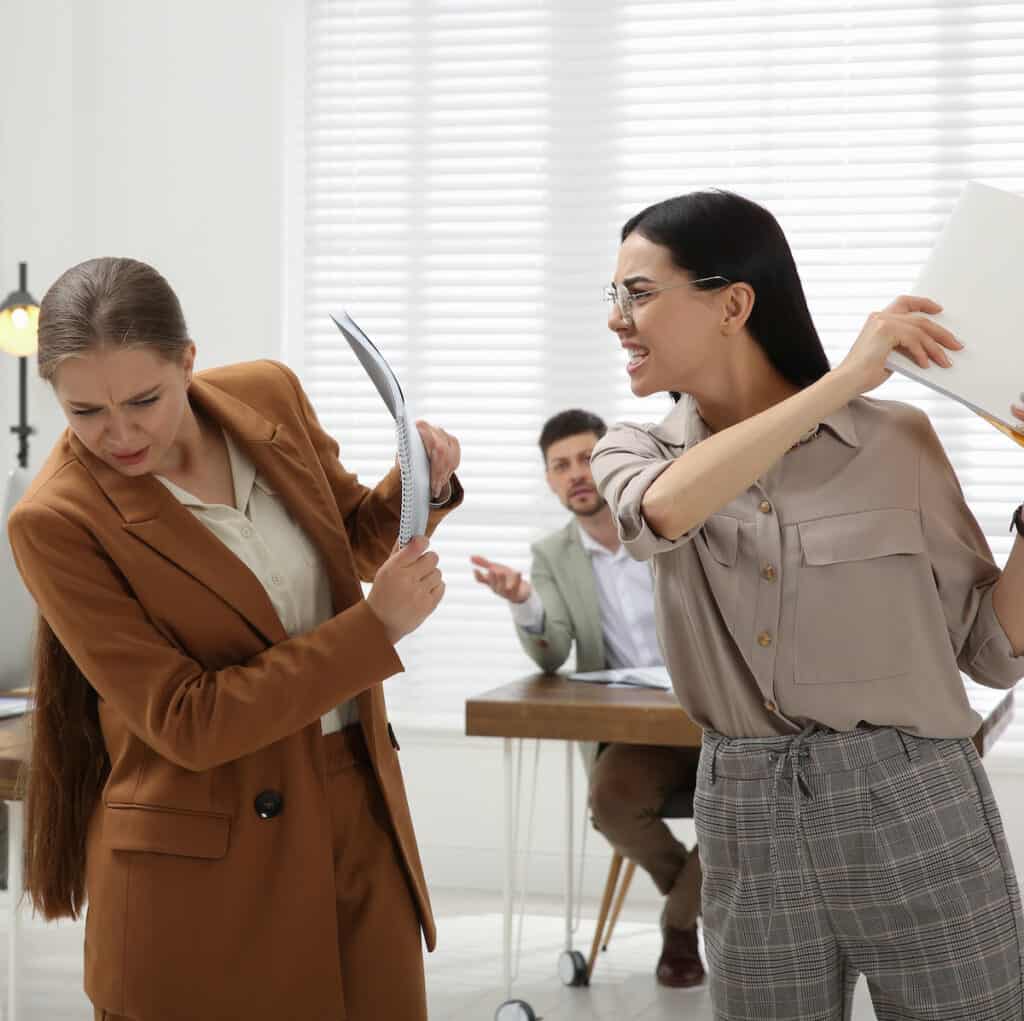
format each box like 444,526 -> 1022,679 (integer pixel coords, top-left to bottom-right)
11,307 -> 28,330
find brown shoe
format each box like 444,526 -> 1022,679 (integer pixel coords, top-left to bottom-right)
656,923 -> 705,988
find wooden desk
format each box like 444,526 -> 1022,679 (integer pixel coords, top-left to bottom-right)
466,674 -> 702,747
466,673 -> 1014,754
466,673 -> 1016,1018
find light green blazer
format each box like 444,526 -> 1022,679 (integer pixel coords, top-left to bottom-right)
515,519 -> 607,675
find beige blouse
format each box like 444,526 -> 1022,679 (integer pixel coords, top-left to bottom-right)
591,394 -> 1024,739
157,430 -> 356,733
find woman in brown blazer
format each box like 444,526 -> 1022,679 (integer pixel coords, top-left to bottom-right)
7,257 -> 462,1021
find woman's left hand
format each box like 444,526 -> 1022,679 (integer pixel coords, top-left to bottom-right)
1012,394 -> 1024,431
416,421 -> 461,500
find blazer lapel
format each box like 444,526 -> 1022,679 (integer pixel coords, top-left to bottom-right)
70,376 -> 359,648
560,524 -> 606,670
189,378 -> 368,614
72,429 -> 288,647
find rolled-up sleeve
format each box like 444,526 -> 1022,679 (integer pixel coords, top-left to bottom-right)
917,414 -> 1024,688
591,424 -> 701,561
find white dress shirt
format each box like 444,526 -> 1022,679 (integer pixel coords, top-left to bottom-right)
156,431 -> 356,733
511,520 -> 663,669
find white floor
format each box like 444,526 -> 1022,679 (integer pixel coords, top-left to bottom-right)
0,888 -> 885,1020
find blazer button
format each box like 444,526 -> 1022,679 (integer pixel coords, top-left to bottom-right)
388,722 -> 401,751
254,790 -> 284,819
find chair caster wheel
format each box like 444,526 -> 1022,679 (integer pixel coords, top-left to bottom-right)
495,999 -> 538,1021
558,948 -> 588,986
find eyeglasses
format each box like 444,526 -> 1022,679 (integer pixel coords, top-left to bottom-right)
602,276 -> 732,328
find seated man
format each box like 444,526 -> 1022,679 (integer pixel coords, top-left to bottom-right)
471,409 -> 703,988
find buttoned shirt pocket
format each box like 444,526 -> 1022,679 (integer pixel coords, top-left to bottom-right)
795,508 -> 926,685
700,514 -> 740,628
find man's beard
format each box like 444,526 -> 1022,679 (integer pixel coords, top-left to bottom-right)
566,491 -> 606,518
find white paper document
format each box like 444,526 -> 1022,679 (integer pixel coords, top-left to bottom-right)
885,181 -> 1024,442
329,310 -> 432,547
569,666 -> 672,690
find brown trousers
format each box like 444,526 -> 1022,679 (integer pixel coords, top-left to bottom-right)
589,742 -> 702,930
94,728 -> 427,1021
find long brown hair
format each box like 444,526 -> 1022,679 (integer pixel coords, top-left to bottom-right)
23,619 -> 109,919
23,257 -> 190,918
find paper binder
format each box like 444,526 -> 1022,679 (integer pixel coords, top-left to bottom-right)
885,181 -> 1024,447
329,310 -> 432,547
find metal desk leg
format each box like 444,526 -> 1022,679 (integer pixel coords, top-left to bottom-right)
6,800 -> 23,1021
496,740 -> 539,1021
503,737 -> 514,999
556,743 -> 586,987
565,739 -> 573,952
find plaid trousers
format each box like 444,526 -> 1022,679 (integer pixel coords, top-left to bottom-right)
694,725 -> 1024,1021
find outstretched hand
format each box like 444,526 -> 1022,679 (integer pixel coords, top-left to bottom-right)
470,554 -> 532,604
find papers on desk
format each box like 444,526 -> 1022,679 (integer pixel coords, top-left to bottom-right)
568,667 -> 672,690
885,181 -> 1024,445
0,696 -> 30,719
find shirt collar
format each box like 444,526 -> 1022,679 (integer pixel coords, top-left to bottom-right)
154,430 -> 259,511
224,431 -> 258,511
647,392 -> 860,450
576,520 -> 627,560
154,473 -> 204,507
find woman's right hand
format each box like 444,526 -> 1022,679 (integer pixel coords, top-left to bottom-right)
365,536 -> 444,644
836,295 -> 963,396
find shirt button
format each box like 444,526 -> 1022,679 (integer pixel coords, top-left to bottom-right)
757,631 -> 774,647
759,500 -> 773,514
241,526 -> 253,539
761,563 -> 776,582
764,699 -> 778,713
272,573 -> 284,586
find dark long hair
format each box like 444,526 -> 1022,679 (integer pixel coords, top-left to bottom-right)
23,257 -> 190,919
621,190 -> 830,399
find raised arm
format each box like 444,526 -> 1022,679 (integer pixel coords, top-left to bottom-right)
276,361 -> 463,580
914,416 -> 1024,673
598,297 -> 960,544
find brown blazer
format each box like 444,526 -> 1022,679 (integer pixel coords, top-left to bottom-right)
7,359 -> 461,1021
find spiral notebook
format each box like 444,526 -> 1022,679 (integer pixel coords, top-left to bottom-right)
329,310 -> 431,547
885,181 -> 1024,445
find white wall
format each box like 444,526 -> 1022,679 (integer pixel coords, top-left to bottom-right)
0,0 -> 292,475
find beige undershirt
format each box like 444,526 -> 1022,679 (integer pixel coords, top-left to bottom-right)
155,430 -> 356,734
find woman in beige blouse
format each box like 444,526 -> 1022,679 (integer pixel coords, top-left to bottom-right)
591,191 -> 1024,1021
8,257 -> 460,1020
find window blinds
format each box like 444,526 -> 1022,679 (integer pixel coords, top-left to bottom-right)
302,0 -> 1024,756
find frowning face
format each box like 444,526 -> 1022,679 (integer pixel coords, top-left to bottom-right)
53,343 -> 196,476
544,432 -> 605,518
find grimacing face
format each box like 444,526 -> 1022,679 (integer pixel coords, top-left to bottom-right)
544,431 -> 606,518
52,343 -> 196,477
608,232 -> 726,398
